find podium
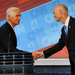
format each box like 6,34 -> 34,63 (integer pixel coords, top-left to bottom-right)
0,52 -> 34,74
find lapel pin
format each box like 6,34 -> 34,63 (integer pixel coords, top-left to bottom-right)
69,26 -> 71,29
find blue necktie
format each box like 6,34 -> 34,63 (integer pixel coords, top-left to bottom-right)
64,26 -> 67,37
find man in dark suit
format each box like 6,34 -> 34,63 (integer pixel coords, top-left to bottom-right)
0,7 -> 22,52
0,7 -> 34,74
0,7 -> 25,52
0,7 -> 34,54
32,4 -> 75,75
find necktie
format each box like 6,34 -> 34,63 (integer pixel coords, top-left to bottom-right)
64,26 -> 67,37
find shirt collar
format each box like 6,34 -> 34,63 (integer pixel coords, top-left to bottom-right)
64,16 -> 70,27
7,21 -> 14,29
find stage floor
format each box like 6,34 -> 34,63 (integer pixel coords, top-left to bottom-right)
0,73 -> 71,75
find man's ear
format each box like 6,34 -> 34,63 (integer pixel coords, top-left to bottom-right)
59,10 -> 62,14
59,9 -> 63,17
8,15 -> 12,19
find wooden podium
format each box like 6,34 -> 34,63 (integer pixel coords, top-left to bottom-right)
0,52 -> 34,74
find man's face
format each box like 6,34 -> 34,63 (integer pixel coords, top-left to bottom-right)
9,9 -> 21,26
53,7 -> 62,22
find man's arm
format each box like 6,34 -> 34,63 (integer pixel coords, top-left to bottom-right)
43,28 -> 65,58
32,28 -> 66,60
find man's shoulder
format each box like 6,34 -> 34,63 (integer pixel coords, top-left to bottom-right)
0,22 -> 9,33
70,16 -> 75,21
0,22 -> 9,30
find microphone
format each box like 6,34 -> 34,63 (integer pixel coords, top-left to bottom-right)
8,33 -> 11,53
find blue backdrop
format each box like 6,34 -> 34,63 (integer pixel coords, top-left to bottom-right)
0,0 -> 75,52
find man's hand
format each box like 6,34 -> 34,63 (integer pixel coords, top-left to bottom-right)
32,51 -> 44,60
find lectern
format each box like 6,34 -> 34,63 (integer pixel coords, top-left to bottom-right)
0,52 -> 34,74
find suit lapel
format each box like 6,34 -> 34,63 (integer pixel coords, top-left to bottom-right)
67,17 -> 72,44
5,22 -> 17,46
68,17 -> 72,37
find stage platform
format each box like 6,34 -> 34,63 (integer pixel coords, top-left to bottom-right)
0,73 -> 71,75
34,57 -> 71,74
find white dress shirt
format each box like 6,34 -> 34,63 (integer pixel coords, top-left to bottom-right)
64,16 -> 70,30
7,21 -> 14,31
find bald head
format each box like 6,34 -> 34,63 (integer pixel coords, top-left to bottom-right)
54,4 -> 68,12
53,4 -> 69,23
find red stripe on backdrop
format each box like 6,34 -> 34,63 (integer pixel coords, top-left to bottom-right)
17,0 -> 30,4
0,0 -> 52,21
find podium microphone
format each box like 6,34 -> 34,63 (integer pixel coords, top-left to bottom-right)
8,33 -> 11,53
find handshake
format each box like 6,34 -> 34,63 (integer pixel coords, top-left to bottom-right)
32,51 -> 44,60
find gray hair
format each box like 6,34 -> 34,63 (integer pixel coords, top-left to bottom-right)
6,7 -> 20,19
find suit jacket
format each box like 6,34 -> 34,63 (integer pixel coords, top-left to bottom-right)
43,16 -> 75,58
43,16 -> 75,74
0,22 -> 34,73
43,17 -> 75,74
0,22 -> 25,52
